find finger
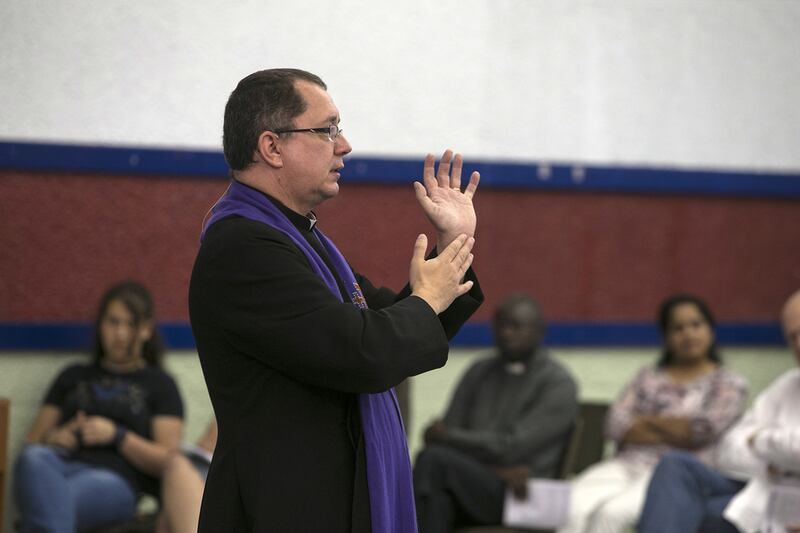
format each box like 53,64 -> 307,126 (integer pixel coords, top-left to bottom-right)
451,237 -> 475,266
450,153 -> 463,190
414,181 -> 432,206
464,171 -> 480,199
412,234 -> 428,264
458,253 -> 474,276
439,233 -> 467,262
436,149 -> 453,188
422,153 -> 437,191
414,182 -> 437,218
454,279 -> 474,298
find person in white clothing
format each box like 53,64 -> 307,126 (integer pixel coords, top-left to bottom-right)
637,289 -> 800,533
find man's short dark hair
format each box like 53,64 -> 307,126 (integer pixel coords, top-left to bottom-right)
223,68 -> 327,171
493,293 -> 544,326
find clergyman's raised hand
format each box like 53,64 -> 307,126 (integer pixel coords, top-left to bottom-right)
413,149 -> 480,251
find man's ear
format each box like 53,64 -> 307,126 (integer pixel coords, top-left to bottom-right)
255,131 -> 284,168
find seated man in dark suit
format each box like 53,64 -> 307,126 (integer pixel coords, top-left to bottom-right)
414,293 -> 579,533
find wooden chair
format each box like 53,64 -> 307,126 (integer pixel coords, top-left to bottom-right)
571,401 -> 610,476
0,398 -> 9,533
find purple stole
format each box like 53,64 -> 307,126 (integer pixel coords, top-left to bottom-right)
201,180 -> 417,533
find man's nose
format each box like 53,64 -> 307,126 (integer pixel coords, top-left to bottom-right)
335,133 -> 352,156
498,327 -> 515,339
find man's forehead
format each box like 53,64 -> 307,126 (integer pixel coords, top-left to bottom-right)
495,304 -> 540,324
783,292 -> 800,319
295,80 -> 340,122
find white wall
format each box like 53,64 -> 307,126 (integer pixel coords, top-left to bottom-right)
1,0 -> 799,170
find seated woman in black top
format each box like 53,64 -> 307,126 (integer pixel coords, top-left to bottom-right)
14,281 -> 184,532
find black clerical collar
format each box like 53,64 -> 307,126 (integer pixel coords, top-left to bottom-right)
263,194 -> 317,232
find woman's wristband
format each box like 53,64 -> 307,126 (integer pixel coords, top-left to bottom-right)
111,424 -> 127,449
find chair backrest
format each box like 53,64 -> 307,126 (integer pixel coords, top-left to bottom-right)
570,401 -> 610,476
556,416 -> 584,479
0,397 -> 9,533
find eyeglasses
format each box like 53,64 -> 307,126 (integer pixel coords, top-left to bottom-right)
273,124 -> 342,142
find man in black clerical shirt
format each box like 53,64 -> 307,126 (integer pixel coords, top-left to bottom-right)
189,68 -> 483,533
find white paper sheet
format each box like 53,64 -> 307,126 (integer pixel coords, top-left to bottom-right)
764,480 -> 800,532
502,478 -> 571,529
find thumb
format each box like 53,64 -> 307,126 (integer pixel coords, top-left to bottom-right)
412,234 -> 428,263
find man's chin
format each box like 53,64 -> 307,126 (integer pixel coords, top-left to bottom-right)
500,349 -> 534,362
322,183 -> 340,199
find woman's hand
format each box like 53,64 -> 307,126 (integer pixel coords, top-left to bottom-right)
44,418 -> 80,451
76,412 -> 117,447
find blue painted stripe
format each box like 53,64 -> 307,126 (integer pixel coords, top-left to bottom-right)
0,322 -> 198,351
0,321 -> 784,350
345,158 -> 800,198
452,322 -> 784,347
1,141 -> 799,198
0,141 -> 229,178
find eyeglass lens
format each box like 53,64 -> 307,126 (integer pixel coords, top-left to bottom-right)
328,124 -> 340,141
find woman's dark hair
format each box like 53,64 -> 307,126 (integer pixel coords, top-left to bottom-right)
92,280 -> 164,368
656,293 -> 720,367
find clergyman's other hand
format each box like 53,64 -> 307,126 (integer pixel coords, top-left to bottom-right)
409,233 -> 474,314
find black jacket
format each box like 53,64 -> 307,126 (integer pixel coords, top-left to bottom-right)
189,216 -> 482,532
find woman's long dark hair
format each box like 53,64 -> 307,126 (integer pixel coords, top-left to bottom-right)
92,280 -> 164,368
656,293 -> 721,367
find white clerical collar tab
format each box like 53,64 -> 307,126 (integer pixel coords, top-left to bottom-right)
504,362 -> 527,376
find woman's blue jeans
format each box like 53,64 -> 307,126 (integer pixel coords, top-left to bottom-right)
14,444 -> 137,533
637,450 -> 745,533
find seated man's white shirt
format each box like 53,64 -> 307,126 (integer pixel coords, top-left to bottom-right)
713,368 -> 800,533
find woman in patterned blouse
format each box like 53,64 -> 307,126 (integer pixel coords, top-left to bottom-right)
558,294 -> 748,533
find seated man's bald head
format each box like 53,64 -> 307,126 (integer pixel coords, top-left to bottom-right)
782,289 -> 800,361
